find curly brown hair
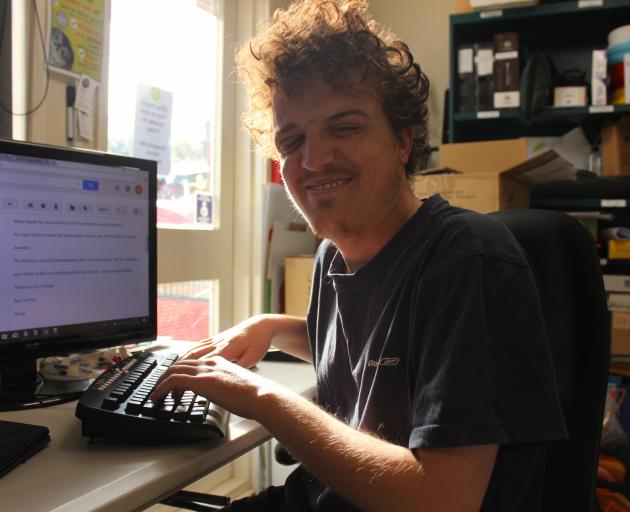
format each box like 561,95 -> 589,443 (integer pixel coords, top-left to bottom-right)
236,0 -> 430,176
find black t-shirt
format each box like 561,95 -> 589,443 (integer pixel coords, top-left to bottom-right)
282,195 -> 568,511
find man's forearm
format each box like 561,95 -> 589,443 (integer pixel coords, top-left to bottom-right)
261,314 -> 312,362
253,385 -> 495,512
255,387 -> 426,511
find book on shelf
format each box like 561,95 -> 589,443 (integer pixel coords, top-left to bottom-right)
604,275 -> 630,293
608,292 -> 630,310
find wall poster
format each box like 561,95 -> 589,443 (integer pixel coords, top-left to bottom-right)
47,0 -> 105,82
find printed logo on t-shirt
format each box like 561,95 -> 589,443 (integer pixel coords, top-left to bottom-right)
367,357 -> 400,367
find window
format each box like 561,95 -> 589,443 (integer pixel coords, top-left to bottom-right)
108,0 -> 221,227
107,0 -> 232,340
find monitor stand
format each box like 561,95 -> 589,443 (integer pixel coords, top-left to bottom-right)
0,359 -> 89,411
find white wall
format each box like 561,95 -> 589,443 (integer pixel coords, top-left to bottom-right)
369,0 -> 455,147
267,0 -> 455,148
20,0 -> 109,149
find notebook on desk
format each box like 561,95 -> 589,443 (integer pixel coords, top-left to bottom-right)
0,420 -> 50,478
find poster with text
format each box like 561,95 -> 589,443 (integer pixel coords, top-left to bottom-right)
48,0 -> 105,82
133,85 -> 173,175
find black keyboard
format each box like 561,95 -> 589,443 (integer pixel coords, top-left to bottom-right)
75,351 -> 228,441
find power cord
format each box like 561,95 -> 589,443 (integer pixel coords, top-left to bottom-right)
0,0 -> 50,116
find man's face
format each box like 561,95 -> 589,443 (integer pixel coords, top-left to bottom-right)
272,75 -> 411,242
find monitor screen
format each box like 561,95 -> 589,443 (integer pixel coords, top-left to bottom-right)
0,138 -> 157,373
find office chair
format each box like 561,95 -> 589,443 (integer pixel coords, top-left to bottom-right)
490,209 -> 610,510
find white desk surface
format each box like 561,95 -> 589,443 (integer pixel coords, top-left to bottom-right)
0,361 -> 316,512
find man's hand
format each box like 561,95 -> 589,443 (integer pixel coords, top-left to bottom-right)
181,315 -> 274,368
150,356 -> 281,420
182,314 -> 312,367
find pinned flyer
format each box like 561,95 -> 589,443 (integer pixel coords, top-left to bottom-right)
75,74 -> 97,141
133,84 -> 173,175
75,74 -> 97,113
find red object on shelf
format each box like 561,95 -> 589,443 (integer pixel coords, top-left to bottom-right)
270,159 -> 282,184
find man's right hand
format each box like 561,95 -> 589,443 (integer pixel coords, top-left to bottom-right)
181,314 -> 274,368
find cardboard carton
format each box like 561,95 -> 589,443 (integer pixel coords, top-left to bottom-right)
412,167 -> 529,213
417,140 -> 575,213
602,117 -> 630,176
285,256 -> 315,317
612,310 -> 630,356
455,0 -> 473,13
439,138 -> 546,174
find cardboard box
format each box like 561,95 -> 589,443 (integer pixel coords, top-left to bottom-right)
285,256 -> 315,317
439,138 -> 549,174
470,0 -> 538,8
412,168 -> 529,213
455,0 -> 473,13
417,144 -> 576,213
440,138 -> 528,174
612,310 -> 630,356
602,117 -> 630,176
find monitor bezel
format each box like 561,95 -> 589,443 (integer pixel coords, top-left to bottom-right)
0,137 -> 158,360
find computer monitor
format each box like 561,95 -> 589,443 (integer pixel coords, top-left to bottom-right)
0,138 -> 157,410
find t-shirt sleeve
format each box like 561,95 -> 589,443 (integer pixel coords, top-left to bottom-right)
408,253 -> 567,450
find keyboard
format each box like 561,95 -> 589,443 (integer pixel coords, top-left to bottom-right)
75,351 -> 228,442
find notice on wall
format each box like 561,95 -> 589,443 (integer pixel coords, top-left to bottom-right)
47,0 -> 105,82
133,84 -> 173,175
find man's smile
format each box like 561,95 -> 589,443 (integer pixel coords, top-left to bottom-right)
305,178 -> 352,192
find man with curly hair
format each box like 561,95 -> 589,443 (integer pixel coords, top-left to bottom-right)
152,1 -> 567,510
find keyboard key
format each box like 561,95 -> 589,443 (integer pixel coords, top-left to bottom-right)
125,400 -> 143,414
189,411 -> 205,423
157,405 -> 175,420
206,404 -> 224,422
173,403 -> 191,422
101,396 -> 119,410
142,400 -> 161,416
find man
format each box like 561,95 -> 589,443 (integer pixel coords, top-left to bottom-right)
152,1 -> 567,510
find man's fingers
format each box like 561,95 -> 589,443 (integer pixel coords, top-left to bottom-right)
151,374 -> 195,401
150,357 -> 226,400
152,363 -> 206,396
235,351 -> 259,370
181,343 -> 217,360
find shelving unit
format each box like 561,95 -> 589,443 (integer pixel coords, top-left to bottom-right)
530,175 -> 630,277
448,0 -> 630,142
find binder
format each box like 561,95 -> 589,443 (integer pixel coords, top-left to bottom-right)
493,32 -> 520,109
475,42 -> 495,111
457,44 -> 476,112
0,420 -> 50,478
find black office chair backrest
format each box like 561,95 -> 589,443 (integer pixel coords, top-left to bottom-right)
490,209 -> 610,511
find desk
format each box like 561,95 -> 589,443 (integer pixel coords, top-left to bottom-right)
0,361 -> 316,512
